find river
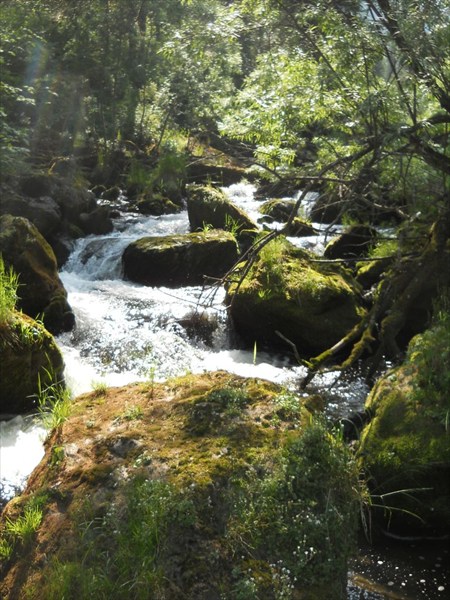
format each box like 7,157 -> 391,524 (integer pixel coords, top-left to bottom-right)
0,182 -> 448,598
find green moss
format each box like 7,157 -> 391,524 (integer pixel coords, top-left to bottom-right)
0,311 -> 65,413
359,305 -> 450,534
228,237 -> 365,354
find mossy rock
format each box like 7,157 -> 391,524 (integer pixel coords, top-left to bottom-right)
284,217 -> 316,237
0,372 -> 358,600
0,312 -> 65,414
122,230 -> 239,287
324,225 -> 377,260
186,184 -> 258,241
358,321 -> 450,536
227,236 -> 366,355
259,198 -> 296,222
137,192 -> 182,216
0,215 -> 74,334
356,256 -> 393,289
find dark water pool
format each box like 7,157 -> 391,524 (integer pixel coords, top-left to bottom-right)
348,538 -> 449,599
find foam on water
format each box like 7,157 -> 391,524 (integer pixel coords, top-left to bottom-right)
0,416 -> 47,501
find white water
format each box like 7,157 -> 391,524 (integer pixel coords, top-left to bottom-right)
56,197 -> 308,397
0,416 -> 47,500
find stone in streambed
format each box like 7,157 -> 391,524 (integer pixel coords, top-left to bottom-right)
122,230 -> 239,287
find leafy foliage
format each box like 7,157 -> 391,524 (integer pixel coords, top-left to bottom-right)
1,0 -> 448,223
221,0 -> 449,218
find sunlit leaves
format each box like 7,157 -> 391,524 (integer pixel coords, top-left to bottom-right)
220,0 -> 449,202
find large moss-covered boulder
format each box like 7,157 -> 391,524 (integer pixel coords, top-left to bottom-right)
0,312 -> 65,414
0,372 -> 359,600
358,312 -> 450,536
122,230 -> 239,287
186,184 -> 257,238
0,215 -> 74,334
227,236 -> 366,355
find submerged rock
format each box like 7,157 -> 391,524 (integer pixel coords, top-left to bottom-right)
0,215 -> 74,334
0,371 -> 359,599
227,236 -> 366,356
122,230 -> 239,287
0,311 -> 65,414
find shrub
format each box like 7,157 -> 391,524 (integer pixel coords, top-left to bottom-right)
225,419 -> 359,599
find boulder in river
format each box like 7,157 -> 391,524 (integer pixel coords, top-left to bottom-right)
122,230 -> 239,287
0,311 -> 65,414
0,371 -> 359,599
284,217 -> 317,237
259,198 -> 297,222
324,225 -> 377,260
79,205 -> 114,235
227,236 -> 366,356
186,184 -> 258,240
0,215 -> 75,334
137,192 -> 182,216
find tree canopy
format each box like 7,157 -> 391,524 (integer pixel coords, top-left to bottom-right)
1,1 -> 448,208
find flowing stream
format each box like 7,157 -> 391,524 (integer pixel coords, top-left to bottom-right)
0,182 -> 447,597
